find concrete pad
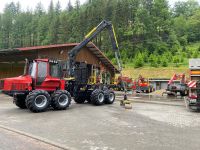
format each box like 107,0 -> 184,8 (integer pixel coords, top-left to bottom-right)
0,93 -> 200,150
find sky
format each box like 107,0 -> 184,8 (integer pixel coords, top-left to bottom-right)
0,0 -> 88,12
0,0 -> 199,13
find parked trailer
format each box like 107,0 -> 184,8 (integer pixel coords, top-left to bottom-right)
185,59 -> 200,111
163,73 -> 188,97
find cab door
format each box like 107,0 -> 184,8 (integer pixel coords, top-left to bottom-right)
35,61 -> 48,89
46,62 -> 63,90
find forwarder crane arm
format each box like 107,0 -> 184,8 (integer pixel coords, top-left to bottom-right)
168,73 -> 186,85
67,20 -> 122,77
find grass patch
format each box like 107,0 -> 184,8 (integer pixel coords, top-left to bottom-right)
186,42 -> 200,50
122,65 -> 189,79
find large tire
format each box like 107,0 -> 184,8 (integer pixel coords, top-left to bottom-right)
147,87 -> 151,93
90,89 -> 105,106
180,90 -> 188,97
52,90 -> 71,110
85,95 -> 91,103
104,90 -> 115,104
26,90 -> 50,113
14,95 -> 27,109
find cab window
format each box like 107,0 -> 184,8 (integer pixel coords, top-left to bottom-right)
50,63 -> 62,78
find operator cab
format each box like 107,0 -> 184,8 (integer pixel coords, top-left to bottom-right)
24,59 -> 65,91
25,59 -> 63,77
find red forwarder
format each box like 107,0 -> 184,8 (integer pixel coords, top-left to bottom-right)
0,20 -> 122,113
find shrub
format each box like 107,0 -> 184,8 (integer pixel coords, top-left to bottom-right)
149,54 -> 158,67
161,56 -> 168,67
173,55 -> 180,67
134,52 -> 144,68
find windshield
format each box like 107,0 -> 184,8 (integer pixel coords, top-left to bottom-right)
50,63 -> 62,78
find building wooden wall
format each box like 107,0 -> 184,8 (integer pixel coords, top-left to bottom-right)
0,46 -> 114,78
37,46 -> 102,66
37,46 -> 113,75
0,63 -> 24,78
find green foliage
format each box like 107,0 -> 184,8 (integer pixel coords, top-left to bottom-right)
173,0 -> 199,17
161,57 -> 168,67
163,51 -> 173,62
149,54 -> 158,67
179,36 -> 188,46
134,52 -> 144,68
192,50 -> 199,58
173,55 -> 181,67
0,0 -> 200,68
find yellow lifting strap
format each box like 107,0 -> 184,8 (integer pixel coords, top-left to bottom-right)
85,27 -> 97,38
112,25 -> 119,48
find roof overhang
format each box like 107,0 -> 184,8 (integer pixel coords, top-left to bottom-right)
86,43 -> 119,73
0,48 -> 20,54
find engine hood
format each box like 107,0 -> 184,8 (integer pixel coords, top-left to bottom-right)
0,75 -> 32,95
3,75 -> 32,83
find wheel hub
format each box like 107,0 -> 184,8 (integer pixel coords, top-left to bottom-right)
109,93 -> 114,102
98,93 -> 104,103
35,95 -> 47,108
58,94 -> 69,106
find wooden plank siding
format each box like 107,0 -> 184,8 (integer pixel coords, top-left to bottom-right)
37,46 -> 102,67
0,63 -> 24,78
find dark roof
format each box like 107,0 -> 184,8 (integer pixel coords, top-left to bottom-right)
0,48 -> 20,54
149,78 -> 170,81
0,42 -> 119,73
17,43 -> 78,51
149,78 -> 180,82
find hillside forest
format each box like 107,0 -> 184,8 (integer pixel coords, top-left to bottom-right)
0,0 -> 200,68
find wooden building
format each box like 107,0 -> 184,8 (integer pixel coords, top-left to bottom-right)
0,42 -> 118,78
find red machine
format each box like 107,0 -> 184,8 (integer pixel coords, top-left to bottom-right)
114,75 -> 154,93
1,59 -> 71,112
135,75 -> 154,93
168,73 -> 186,85
164,73 -> 188,96
116,76 -> 135,91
